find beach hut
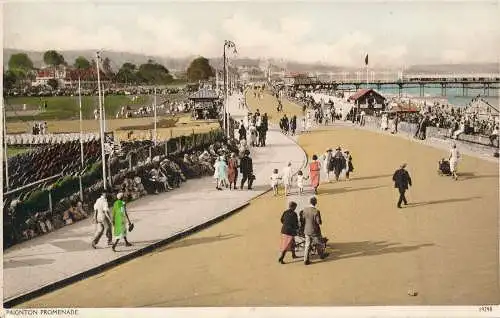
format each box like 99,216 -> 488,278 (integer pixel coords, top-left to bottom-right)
348,89 -> 387,111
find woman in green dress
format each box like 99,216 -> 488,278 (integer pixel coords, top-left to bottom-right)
112,192 -> 133,251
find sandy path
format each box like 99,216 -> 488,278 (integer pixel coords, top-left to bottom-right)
18,92 -> 499,307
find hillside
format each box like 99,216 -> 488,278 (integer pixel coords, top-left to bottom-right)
4,48 -> 499,74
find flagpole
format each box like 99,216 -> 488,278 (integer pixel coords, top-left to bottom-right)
102,82 -> 106,133
96,51 -> 107,190
78,77 -> 84,201
365,53 -> 369,87
154,87 -> 157,145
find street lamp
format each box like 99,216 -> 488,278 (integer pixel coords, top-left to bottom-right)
223,40 -> 237,137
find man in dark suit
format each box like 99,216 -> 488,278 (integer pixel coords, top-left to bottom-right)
240,150 -> 254,190
392,163 -> 412,208
238,121 -> 247,141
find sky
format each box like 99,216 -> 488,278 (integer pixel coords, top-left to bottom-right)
3,1 -> 500,67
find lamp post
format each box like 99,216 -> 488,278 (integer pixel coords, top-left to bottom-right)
96,51 -> 107,190
223,40 -> 237,137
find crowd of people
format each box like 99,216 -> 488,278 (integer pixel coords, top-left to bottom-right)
5,85 -> 182,98
237,108 -> 269,147
4,139 -> 101,191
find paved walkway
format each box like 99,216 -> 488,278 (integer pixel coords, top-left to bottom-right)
287,95 -> 498,163
3,92 -> 306,305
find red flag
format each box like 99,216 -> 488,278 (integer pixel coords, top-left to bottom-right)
365,54 -> 369,66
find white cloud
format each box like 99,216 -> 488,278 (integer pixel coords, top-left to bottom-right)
221,14 -> 377,66
4,2 -> 498,66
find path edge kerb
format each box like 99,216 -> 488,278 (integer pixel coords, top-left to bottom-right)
4,201 -> 251,308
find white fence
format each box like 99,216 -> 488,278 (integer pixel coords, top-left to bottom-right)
5,133 -> 99,146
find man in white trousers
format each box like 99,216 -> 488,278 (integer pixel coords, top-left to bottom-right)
92,192 -> 112,248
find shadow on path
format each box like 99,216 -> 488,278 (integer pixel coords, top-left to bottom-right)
321,240 -> 434,263
318,185 -> 388,196
351,174 -> 393,181
4,258 -> 55,269
406,196 -> 481,208
158,234 -> 241,252
458,172 -> 499,181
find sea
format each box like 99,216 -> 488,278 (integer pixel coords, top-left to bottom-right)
343,85 -> 499,108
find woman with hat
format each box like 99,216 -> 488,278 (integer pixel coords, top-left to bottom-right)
332,147 -> 346,181
111,192 -> 133,252
322,148 -> 333,181
309,154 -> 321,194
213,156 -> 228,190
228,152 -> 239,190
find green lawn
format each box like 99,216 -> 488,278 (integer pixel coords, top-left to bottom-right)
4,95 -> 149,121
4,92 -> 187,122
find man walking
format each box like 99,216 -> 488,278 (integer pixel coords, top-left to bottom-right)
240,150 -> 254,190
449,143 -> 460,180
300,197 -> 328,265
92,192 -> 112,248
392,163 -> 412,208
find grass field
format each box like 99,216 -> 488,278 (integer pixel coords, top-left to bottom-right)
4,92 -> 187,122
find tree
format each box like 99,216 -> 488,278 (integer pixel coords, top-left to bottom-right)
137,61 -> 173,84
3,70 -> 18,90
115,62 -> 138,84
8,53 -> 34,72
43,50 -> 65,67
74,56 -> 91,69
47,78 -> 59,90
186,57 -> 215,82
102,57 -> 114,77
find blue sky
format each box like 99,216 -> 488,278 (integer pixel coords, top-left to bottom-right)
3,1 -> 500,67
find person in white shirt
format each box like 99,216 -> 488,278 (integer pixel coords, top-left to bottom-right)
270,169 -> 282,196
449,144 -> 460,180
92,192 -> 112,248
296,170 -> 309,195
282,162 -> 293,196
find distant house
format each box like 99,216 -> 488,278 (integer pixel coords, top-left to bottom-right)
348,89 -> 386,109
32,66 -> 109,88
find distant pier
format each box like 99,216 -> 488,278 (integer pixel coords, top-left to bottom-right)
283,74 -> 500,97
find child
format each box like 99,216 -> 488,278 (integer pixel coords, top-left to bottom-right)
296,170 -> 308,195
270,168 -> 281,196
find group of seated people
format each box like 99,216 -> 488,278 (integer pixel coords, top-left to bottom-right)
4,139 -> 101,191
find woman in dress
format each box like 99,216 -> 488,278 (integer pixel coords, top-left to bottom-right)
112,192 -> 133,252
228,153 -> 239,190
213,156 -> 228,190
278,201 -> 299,264
309,154 -> 321,194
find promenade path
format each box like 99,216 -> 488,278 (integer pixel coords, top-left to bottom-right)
3,92 -> 306,306
16,90 -> 499,307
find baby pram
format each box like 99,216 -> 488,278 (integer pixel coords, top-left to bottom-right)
438,159 -> 452,176
294,218 -> 328,256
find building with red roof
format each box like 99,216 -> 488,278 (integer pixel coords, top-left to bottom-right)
33,66 -> 108,88
348,88 -> 386,109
